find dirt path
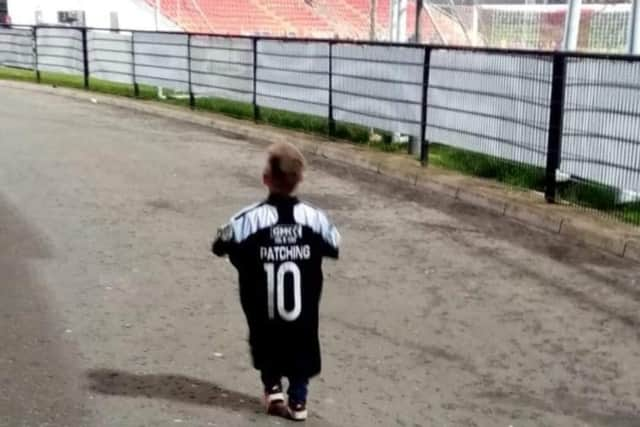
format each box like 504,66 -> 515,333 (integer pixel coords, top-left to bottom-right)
1,85 -> 639,427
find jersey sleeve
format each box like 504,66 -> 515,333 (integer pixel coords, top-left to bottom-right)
320,216 -> 341,259
212,221 -> 236,257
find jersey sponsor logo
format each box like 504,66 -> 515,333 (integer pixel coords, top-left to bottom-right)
270,224 -> 303,244
260,245 -> 311,262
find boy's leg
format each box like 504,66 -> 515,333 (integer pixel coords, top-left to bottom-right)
261,371 -> 286,416
287,377 -> 309,421
261,371 -> 282,394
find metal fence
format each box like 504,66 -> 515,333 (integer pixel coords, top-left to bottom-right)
1,25 -> 639,225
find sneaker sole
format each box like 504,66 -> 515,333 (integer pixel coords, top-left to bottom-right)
288,408 -> 308,421
264,392 -> 285,413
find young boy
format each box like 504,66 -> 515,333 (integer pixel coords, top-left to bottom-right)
212,142 -> 340,421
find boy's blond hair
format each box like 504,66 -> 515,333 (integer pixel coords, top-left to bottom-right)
264,142 -> 306,194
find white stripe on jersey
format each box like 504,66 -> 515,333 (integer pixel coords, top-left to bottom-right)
228,201 -> 340,248
294,203 -> 341,249
231,204 -> 279,243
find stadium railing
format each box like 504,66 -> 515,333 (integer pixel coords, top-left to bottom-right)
0,24 -> 639,225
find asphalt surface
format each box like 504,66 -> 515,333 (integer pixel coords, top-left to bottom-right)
1,85 -> 639,427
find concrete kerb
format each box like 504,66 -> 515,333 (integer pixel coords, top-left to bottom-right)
2,80 -> 638,263
503,203 -> 565,234
456,189 -> 508,217
559,220 -> 628,257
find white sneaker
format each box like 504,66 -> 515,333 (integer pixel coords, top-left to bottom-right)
287,400 -> 308,421
264,385 -> 286,416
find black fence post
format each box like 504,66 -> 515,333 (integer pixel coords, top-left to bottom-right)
415,0 -> 423,42
328,41 -> 336,137
419,46 -> 431,165
131,32 -> 139,97
81,28 -> 89,89
188,33 -> 195,109
544,53 -> 567,203
252,37 -> 260,122
32,26 -> 41,83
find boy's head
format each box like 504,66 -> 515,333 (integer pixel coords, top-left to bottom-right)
263,142 -> 306,195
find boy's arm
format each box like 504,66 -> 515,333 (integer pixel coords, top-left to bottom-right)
212,222 -> 235,257
320,221 -> 341,260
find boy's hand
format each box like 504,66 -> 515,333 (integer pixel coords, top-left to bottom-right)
212,223 -> 234,257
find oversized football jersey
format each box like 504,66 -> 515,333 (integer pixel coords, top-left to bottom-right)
212,194 -> 340,378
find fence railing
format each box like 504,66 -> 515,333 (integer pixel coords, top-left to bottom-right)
1,24 -> 639,225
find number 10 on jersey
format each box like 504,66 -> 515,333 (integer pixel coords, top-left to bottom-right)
264,262 -> 302,321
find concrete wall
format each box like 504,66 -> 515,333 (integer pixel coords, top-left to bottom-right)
8,0 -> 180,31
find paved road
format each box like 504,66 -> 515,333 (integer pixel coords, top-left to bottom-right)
1,85 -> 639,427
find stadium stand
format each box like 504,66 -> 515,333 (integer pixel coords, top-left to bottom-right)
144,0 -> 439,40
143,0 -> 632,50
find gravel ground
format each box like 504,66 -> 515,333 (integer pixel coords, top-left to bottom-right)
1,86 -> 639,427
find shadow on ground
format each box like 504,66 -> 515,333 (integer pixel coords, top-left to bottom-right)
86,369 -> 337,426
86,369 -> 261,411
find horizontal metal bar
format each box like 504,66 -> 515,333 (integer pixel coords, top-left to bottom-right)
332,55 -> 423,66
190,68 -> 252,81
37,53 -> 83,63
37,62 -> 82,72
133,51 -> 187,59
565,80 -> 640,91
332,71 -> 421,86
87,36 -> 132,43
38,43 -> 82,51
428,85 -> 550,108
0,31 -> 31,37
427,123 -> 548,155
563,130 -> 640,146
333,89 -> 421,106
192,82 -> 253,95
135,63 -> 188,72
563,106 -> 640,118
0,49 -> 33,55
37,35 -> 83,43
257,92 -> 327,108
88,47 -> 131,55
428,103 -> 549,131
256,78 -> 327,91
0,61 -> 34,68
0,40 -> 33,48
189,44 -> 252,53
90,69 -> 133,77
89,58 -> 133,66
189,57 -> 252,67
257,51 -> 329,59
561,156 -> 640,173
133,39 -> 187,47
429,64 -> 552,84
135,74 -> 189,84
333,105 -> 421,125
256,64 -> 327,75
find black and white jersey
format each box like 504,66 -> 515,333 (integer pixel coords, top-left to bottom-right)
212,194 -> 340,378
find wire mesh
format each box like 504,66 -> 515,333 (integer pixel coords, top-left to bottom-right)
561,56 -> 640,224
36,27 -> 84,75
426,50 -> 553,171
87,30 -> 134,85
133,32 -> 189,92
0,27 -> 33,69
584,4 -> 631,53
190,35 -> 254,103
256,40 -> 330,117
332,43 -> 424,137
422,1 -> 633,53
